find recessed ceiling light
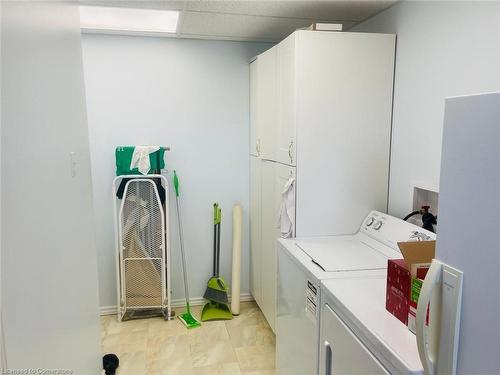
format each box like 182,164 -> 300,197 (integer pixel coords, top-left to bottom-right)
79,6 -> 179,34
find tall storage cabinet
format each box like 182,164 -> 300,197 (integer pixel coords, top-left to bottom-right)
250,30 -> 396,332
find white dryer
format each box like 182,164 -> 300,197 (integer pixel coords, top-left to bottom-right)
319,274 -> 422,375
276,211 -> 435,375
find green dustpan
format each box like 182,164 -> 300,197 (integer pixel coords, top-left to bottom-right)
201,301 -> 233,321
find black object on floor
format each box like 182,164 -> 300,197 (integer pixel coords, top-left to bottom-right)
103,354 -> 119,375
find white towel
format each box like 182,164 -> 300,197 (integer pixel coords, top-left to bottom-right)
130,145 -> 160,175
279,176 -> 295,238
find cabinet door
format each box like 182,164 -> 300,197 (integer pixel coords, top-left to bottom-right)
250,60 -> 261,157
257,46 -> 277,160
260,160 -> 277,331
294,31 -> 395,236
276,34 -> 297,166
250,156 -> 262,305
261,160 -> 296,332
320,304 -> 389,375
277,248 -> 318,375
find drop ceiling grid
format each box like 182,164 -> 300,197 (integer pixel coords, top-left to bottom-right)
79,0 -> 397,42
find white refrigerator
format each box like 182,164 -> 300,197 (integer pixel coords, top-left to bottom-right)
433,92 -> 500,374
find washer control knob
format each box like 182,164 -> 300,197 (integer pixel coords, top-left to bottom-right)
373,221 -> 383,230
365,217 -> 375,227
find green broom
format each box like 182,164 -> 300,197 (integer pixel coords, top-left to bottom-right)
173,171 -> 201,329
201,203 -> 232,321
203,203 -> 229,304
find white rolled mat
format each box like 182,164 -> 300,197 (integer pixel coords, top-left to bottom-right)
231,204 -> 243,315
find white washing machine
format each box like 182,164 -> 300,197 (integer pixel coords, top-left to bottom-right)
276,211 -> 435,375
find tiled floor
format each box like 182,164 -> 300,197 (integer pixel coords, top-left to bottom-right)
101,302 -> 276,375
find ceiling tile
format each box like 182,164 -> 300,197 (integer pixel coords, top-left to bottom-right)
79,1 -> 187,11
79,0 -> 397,42
185,1 -> 395,21
179,10 -> 354,42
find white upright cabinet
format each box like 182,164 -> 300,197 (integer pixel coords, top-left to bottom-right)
250,30 -> 395,332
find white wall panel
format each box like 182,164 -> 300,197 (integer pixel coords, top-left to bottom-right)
353,1 -> 500,218
82,34 -> 271,307
1,1 -> 101,371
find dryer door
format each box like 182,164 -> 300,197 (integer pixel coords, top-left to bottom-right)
320,303 -> 389,375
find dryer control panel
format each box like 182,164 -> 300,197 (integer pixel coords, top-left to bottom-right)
360,211 -> 435,250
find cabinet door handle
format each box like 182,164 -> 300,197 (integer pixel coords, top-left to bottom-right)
256,139 -> 261,156
324,340 -> 332,375
288,140 -> 294,163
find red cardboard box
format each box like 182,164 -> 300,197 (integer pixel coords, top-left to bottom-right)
386,241 -> 435,330
386,259 -> 411,325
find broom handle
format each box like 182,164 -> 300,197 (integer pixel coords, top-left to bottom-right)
174,172 -> 191,312
213,204 -> 217,276
216,223 -> 220,277
216,209 -> 221,277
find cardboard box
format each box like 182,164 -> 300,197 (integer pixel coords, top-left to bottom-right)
307,23 -> 343,31
399,240 -> 435,332
398,241 -> 435,279
386,241 -> 435,330
386,259 -> 411,325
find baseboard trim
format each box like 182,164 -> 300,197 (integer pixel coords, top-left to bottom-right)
100,305 -> 119,316
100,293 -> 254,316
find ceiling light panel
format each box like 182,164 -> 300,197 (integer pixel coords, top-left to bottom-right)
79,6 -> 179,33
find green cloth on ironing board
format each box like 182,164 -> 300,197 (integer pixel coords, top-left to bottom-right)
115,146 -> 166,176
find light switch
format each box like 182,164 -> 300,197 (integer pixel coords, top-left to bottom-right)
70,151 -> 77,178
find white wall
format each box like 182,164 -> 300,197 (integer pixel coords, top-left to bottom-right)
1,1 -> 101,372
353,1 -> 500,218
82,34 -> 271,308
